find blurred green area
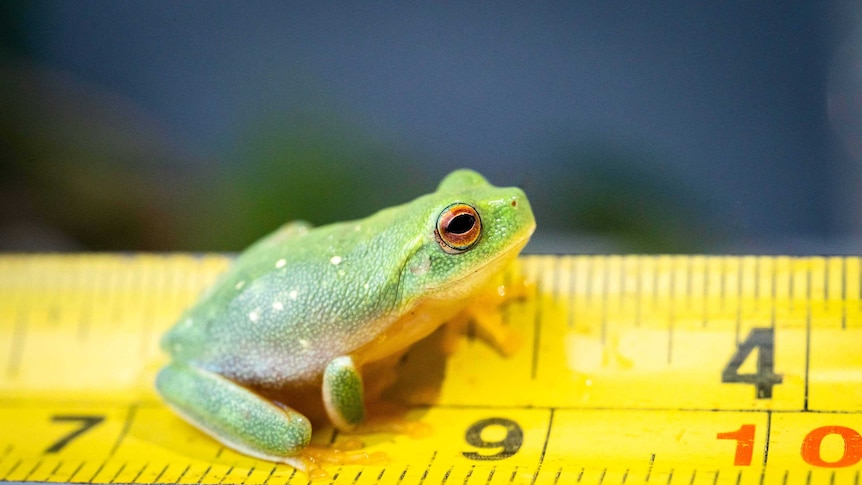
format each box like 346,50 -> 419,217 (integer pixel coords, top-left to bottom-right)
199,113 -> 430,251
0,2 -> 719,254
0,62 -> 431,252
0,60 -> 717,253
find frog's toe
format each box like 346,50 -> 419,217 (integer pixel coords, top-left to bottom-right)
281,446 -> 385,480
278,454 -> 328,481
472,312 -> 522,356
277,447 -> 386,481
303,446 -> 387,466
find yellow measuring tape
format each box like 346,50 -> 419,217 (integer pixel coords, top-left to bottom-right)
1,254 -> 861,484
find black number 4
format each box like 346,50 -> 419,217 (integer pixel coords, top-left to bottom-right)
721,328 -> 783,399
45,415 -> 105,453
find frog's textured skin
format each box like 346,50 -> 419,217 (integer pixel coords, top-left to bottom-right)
155,169 -> 535,474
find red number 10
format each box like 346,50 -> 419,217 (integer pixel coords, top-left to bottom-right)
717,424 -> 862,467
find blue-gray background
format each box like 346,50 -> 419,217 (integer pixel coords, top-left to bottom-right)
2,2 -> 861,254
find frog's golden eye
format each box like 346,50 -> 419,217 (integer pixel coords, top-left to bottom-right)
435,203 -> 482,254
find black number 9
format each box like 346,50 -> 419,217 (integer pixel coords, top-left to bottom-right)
462,417 -> 523,460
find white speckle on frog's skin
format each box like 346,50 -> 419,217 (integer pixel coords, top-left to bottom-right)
330,255 -> 343,265
409,255 -> 431,276
248,310 -> 260,322
272,301 -> 284,311
363,283 -> 370,290
288,289 -> 298,300
235,280 -> 246,290
275,258 -> 286,269
298,338 -> 310,349
180,318 -> 194,328
353,224 -> 362,232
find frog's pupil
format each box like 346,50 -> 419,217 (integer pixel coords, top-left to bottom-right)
447,213 -> 475,234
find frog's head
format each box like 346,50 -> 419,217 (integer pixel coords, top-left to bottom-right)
397,169 -> 536,302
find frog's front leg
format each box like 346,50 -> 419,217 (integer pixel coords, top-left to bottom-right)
322,356 -> 365,430
323,356 -> 431,439
155,363 -> 319,475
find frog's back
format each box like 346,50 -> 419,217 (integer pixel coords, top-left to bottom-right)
162,215 -> 408,387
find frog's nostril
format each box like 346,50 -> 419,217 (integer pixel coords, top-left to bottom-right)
511,199 -> 518,207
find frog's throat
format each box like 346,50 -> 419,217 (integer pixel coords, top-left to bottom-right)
353,230 -> 531,366
422,229 -> 532,300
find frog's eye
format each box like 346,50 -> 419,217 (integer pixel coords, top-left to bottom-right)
435,203 -> 482,254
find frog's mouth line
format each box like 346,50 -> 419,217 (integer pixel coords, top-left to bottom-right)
355,225 -> 534,365
424,226 -> 534,297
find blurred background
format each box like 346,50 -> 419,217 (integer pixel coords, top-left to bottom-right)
2,1 -> 861,255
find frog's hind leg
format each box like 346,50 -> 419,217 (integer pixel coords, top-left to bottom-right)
156,363 -> 326,477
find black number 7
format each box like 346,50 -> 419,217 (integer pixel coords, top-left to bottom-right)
45,415 -> 105,453
721,328 -> 783,399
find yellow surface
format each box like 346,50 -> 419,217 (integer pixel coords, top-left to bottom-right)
1,254 -> 862,484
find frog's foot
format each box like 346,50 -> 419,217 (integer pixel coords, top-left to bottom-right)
443,276 -> 533,356
303,445 -> 387,465
281,446 -> 386,480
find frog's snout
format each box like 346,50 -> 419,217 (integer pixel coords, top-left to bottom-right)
506,189 -> 536,237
